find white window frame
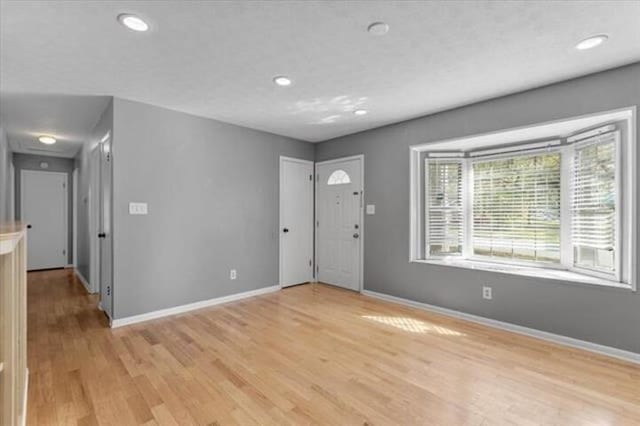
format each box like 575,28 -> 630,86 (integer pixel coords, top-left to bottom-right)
409,107 -> 636,291
566,133 -> 622,282
468,147 -> 565,269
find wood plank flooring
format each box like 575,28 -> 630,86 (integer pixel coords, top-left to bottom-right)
27,269 -> 640,425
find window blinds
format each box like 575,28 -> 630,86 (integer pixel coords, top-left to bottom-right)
571,133 -> 617,273
426,160 -> 463,256
472,153 -> 561,263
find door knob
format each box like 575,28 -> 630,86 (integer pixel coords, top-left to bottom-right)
27,224 -> 32,229
283,228 -> 289,233
98,233 -> 106,238
353,233 -> 359,239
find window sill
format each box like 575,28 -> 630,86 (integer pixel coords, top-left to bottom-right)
411,258 -> 634,291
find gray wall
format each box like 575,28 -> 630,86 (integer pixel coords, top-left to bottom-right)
75,99 -> 113,284
13,153 -> 74,264
315,62 -> 640,353
0,127 -> 12,223
112,98 -> 314,319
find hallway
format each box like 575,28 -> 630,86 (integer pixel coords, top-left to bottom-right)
26,269 -> 640,425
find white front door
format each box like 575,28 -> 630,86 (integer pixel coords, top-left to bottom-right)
316,156 -> 363,291
21,170 -> 68,271
280,157 -> 314,287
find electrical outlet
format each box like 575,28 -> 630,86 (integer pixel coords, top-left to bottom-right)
482,286 -> 492,300
230,269 -> 237,280
129,202 -> 148,215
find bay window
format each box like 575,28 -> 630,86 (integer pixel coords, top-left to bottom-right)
411,109 -> 636,289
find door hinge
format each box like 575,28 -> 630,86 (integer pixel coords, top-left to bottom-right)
107,286 -> 111,296
309,174 -> 312,181
316,220 -> 319,227
63,182 -> 66,189
309,259 -> 312,266
316,265 -> 319,273
316,174 -> 319,182
63,250 -> 66,255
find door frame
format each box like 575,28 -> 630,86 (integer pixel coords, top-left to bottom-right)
20,169 -> 69,269
9,162 -> 15,220
314,154 -> 365,292
72,168 -> 78,267
279,156 -> 315,288
89,146 -> 101,295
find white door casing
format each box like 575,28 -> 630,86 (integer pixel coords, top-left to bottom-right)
279,157 -> 314,288
20,170 -> 68,271
316,155 -> 363,291
89,146 -> 100,295
73,168 -> 78,267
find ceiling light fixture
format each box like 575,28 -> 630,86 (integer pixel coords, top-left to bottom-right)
367,22 -> 389,36
354,109 -> 368,116
575,34 -> 608,50
117,13 -> 150,32
273,76 -> 292,87
38,136 -> 57,145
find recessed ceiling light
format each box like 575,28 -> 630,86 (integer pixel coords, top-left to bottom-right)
38,136 -> 56,145
367,22 -> 389,36
117,13 -> 150,32
575,34 -> 608,50
354,109 -> 368,116
273,76 -> 292,86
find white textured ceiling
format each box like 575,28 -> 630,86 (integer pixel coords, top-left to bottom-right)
0,94 -> 110,158
1,1 -> 639,143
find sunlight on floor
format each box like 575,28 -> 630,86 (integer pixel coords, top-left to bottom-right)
362,315 -> 465,336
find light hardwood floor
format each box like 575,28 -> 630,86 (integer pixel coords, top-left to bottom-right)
27,269 -> 640,425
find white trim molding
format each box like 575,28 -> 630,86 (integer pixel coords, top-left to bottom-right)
111,285 -> 280,328
362,289 -> 640,365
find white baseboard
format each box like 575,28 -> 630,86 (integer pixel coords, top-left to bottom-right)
74,269 -> 93,294
362,289 -> 640,365
111,285 -> 280,328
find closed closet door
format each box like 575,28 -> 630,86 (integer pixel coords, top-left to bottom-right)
280,157 -> 314,288
21,170 -> 68,271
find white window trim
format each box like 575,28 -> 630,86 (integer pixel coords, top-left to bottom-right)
567,133 -> 622,282
413,258 -> 632,290
409,107 -> 637,291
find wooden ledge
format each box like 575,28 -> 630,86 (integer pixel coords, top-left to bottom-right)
0,221 -> 28,255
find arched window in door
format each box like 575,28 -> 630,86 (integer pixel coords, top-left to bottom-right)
327,169 -> 351,185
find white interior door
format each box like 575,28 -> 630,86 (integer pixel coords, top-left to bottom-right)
99,137 -> 114,318
280,157 -> 314,288
316,156 -> 363,291
21,170 -> 68,271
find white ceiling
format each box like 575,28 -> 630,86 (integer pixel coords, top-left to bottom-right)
0,94 -> 110,158
1,1 -> 639,143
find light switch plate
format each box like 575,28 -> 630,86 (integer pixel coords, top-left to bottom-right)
129,202 -> 148,215
366,204 -> 375,215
